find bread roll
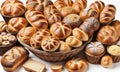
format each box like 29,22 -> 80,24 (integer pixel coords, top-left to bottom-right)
50,22 -> 72,39
54,0 -> 66,11
64,0 -> 73,6
41,36 -> 60,52
97,25 -> 119,45
7,17 -> 28,34
1,46 -> 29,72
63,14 -> 82,29
25,10 -> 48,30
111,20 -> 120,37
66,36 -> 82,48
79,9 -> 88,21
0,21 -> 7,32
26,0 -> 53,12
44,5 -> 62,25
60,7 -> 77,17
30,29 -> 50,49
72,28 -> 89,41
59,41 -> 71,52
100,4 -> 116,25
87,8 -> 99,19
65,58 -> 88,72
72,0 -> 87,13
18,27 -> 36,44
89,1 -> 105,14
1,0 -> 25,17
79,17 -> 100,37
51,64 -> 63,72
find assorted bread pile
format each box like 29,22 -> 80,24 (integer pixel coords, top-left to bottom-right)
0,0 -> 120,72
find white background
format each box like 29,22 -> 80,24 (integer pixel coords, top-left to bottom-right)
0,0 -> 120,72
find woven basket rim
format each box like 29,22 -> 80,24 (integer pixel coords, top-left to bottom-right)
17,35 -> 92,55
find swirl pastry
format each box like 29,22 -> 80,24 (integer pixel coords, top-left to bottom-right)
1,0 -> 25,17
44,5 -> 61,25
41,36 -> 60,52
25,10 -> 48,30
50,22 -> 72,39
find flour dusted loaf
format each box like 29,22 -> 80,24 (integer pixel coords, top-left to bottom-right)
1,0 -> 25,17
1,46 -> 29,72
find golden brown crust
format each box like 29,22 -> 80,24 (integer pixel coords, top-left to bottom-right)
51,64 -> 63,72
65,58 -> 88,72
59,41 -> 71,52
100,4 -> 116,25
1,46 -> 29,72
41,36 -> 60,52
72,28 -> 89,41
25,10 -> 48,30
44,5 -> 62,25
89,1 -> 105,14
0,21 -> 7,32
26,0 -> 53,12
30,29 -> 50,49
60,7 -> 77,17
97,26 -> 119,45
64,0 -> 73,6
72,0 -> 87,13
50,22 -> 72,39
7,17 -> 28,34
54,0 -> 66,11
101,55 -> 113,68
87,8 -> 99,19
66,36 -> 82,48
1,0 -> 25,17
18,27 -> 36,44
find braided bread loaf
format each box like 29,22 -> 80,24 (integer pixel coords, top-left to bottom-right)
7,17 -> 28,34
72,0 -> 87,13
50,22 -> 72,39
30,29 -> 50,49
25,10 -> 48,30
97,25 -> 119,45
0,21 -> 7,32
18,27 -> 36,44
1,0 -> 25,17
89,1 -> 105,14
100,4 -> 116,25
44,5 -> 62,25
26,0 -> 53,12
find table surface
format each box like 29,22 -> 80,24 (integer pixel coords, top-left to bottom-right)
0,0 -> 120,72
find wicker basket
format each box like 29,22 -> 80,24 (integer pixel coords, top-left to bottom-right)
17,35 -> 92,62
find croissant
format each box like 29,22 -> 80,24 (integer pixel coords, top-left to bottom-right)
79,17 -> 100,37
44,5 -> 62,25
30,29 -> 50,49
54,0 -> 66,11
89,1 -> 105,14
41,36 -> 60,52
18,27 -> 36,44
97,25 -> 119,45
1,0 -> 25,17
100,4 -> 116,25
0,21 -> 7,32
72,0 -> 87,13
26,0 -> 53,12
7,17 -> 28,34
50,22 -> 72,39
25,10 -> 48,30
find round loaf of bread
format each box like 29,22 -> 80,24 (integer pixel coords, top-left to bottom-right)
1,0 -> 25,17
